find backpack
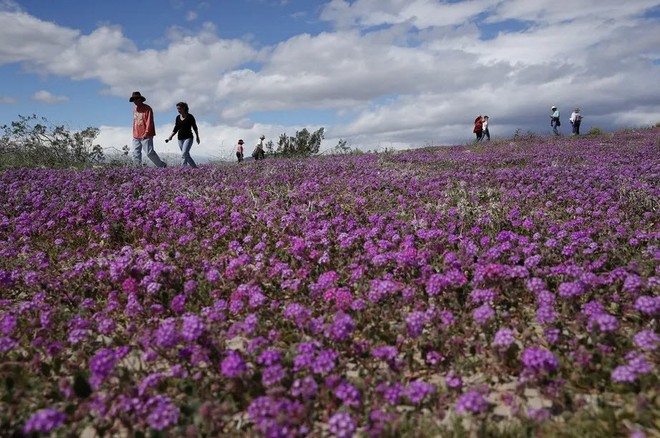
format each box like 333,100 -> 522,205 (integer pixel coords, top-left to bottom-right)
574,114 -> 582,123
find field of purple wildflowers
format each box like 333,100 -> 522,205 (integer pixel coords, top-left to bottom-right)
1,129 -> 658,437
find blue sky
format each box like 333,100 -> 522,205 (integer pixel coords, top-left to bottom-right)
1,0 -> 659,160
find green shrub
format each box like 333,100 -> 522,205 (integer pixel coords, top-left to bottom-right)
0,114 -> 104,168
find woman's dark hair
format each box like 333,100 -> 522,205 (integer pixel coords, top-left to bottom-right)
176,102 -> 189,112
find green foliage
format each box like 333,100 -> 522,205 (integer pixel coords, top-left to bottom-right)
331,138 -> 363,155
587,127 -> 605,136
274,127 -> 324,157
0,114 -> 104,168
512,129 -> 539,141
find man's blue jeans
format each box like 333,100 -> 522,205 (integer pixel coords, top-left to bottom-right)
132,137 -> 167,167
178,138 -> 197,168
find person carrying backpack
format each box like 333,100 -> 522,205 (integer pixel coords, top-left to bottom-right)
570,108 -> 582,135
252,134 -> 266,160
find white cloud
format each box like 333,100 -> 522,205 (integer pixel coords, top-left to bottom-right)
0,95 -> 16,104
31,90 -> 69,104
186,11 -> 198,21
0,2 -> 659,152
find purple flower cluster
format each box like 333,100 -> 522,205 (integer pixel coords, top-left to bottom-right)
521,347 -> 559,376
456,390 -> 489,414
23,409 -> 66,434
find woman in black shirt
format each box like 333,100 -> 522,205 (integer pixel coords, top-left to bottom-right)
167,102 -> 200,168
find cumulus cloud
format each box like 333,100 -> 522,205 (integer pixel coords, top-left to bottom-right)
31,90 -> 69,104
0,1 -> 658,152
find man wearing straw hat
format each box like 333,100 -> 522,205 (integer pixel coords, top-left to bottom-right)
129,91 -> 167,168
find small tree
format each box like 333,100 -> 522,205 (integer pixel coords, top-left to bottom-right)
0,114 -> 104,168
275,127 -> 325,157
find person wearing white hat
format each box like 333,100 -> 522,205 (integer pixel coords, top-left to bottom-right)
550,106 -> 561,136
252,134 -> 266,160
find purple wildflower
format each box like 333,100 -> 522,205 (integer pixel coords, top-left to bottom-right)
257,349 -> 282,366
181,314 -> 205,342
611,365 -> 637,383
472,303 -> 495,325
0,313 -> 17,335
89,348 -> 118,389
147,396 -> 179,430
633,330 -> 659,351
456,390 -> 489,414
324,312 -> 355,342
536,305 -> 557,324
469,288 -> 497,304
312,349 -> 338,375
138,372 -> 163,397
154,318 -> 179,349
521,347 -> 559,376
23,409 -> 66,434
634,296 -> 660,315
591,313 -> 618,333
558,281 -> 586,298
291,376 -> 318,399
262,364 -> 286,387
405,311 -> 426,338
425,350 -> 443,365
404,380 -> 435,404
425,273 -> 447,296
334,381 -> 361,407
626,352 -> 653,375
328,412 -> 356,438
221,350 -> 247,378
492,328 -> 515,348
445,373 -> 463,390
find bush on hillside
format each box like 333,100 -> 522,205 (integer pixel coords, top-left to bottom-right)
0,114 -> 104,168
274,127 -> 325,157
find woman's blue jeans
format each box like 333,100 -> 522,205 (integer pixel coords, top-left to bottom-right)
178,138 -> 197,168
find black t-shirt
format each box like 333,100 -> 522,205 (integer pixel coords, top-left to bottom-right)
172,114 -> 198,140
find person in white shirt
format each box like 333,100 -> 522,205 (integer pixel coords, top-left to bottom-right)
482,115 -> 490,141
569,108 -> 582,135
550,106 -> 561,135
252,134 -> 266,160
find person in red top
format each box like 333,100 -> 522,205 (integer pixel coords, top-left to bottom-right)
129,91 -> 167,168
473,115 -> 483,142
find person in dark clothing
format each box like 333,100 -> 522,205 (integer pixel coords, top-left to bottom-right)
166,102 -> 199,168
236,139 -> 244,163
473,115 -> 483,142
